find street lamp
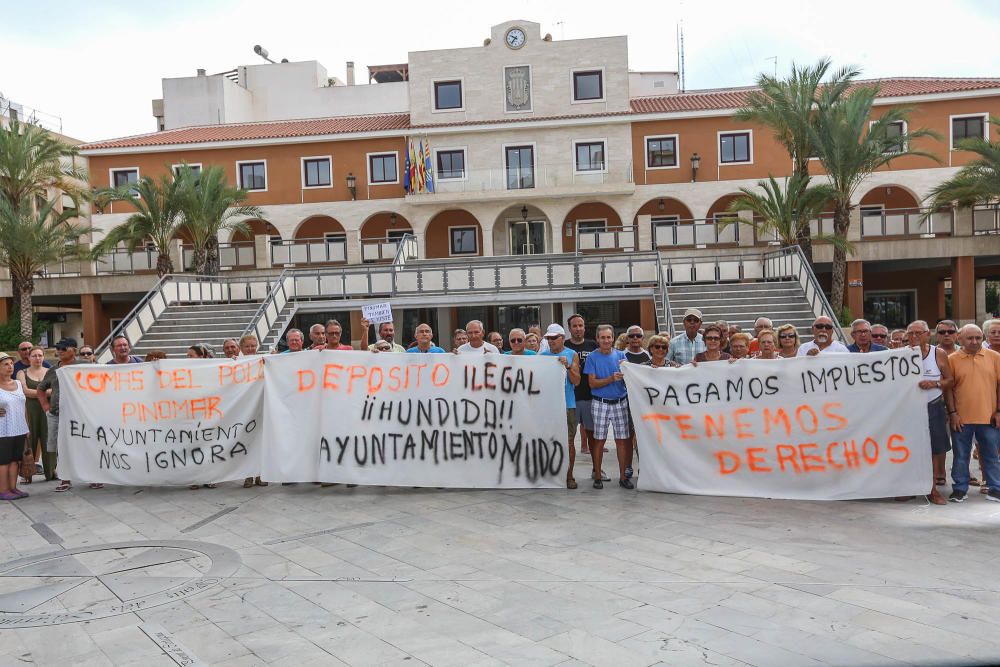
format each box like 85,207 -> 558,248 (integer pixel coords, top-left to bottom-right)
389,212 -> 397,226
690,153 -> 701,183
521,205 -> 529,221
346,172 -> 357,200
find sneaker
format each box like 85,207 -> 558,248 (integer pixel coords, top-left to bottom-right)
624,466 -> 634,479
593,478 -> 603,489
948,490 -> 967,503
89,483 -> 104,489
986,489 -> 1000,503
619,478 -> 635,490
600,470 -> 610,482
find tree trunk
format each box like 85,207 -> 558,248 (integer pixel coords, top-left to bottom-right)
795,221 -> 814,264
156,252 -> 174,278
829,203 -> 852,319
190,247 -> 207,274
204,235 -> 220,276
15,277 -> 33,340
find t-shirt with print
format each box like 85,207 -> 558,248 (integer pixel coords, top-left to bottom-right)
566,339 -> 598,402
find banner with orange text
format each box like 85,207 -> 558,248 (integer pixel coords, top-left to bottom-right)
260,351 -> 568,487
623,348 -> 932,500
59,358 -> 265,485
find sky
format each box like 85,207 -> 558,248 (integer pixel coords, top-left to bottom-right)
3,0 -> 999,142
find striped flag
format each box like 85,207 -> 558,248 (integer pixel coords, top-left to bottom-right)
422,137 -> 434,193
416,139 -> 427,192
403,138 -> 412,193
409,141 -> 419,192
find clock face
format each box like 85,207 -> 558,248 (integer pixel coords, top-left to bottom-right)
505,28 -> 526,49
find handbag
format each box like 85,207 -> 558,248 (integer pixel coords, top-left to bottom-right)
19,447 -> 35,484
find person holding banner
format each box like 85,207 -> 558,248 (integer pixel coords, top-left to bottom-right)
281,330 -> 305,353
0,353 -> 29,500
505,329 -> 536,356
946,324 -> 1000,503
667,308 -> 706,365
541,324 -> 581,488
585,324 -> 634,489
693,324 -> 730,363
108,335 -> 142,364
905,320 -> 952,505
324,320 -> 353,351
798,317 -> 850,356
451,329 -> 468,353
362,320 -> 407,353
776,324 -> 800,358
755,330 -> 780,360
458,321 -> 499,355
239,335 -> 259,356
935,320 -> 959,355
847,320 -> 887,353
728,332 -> 752,361
406,323 -> 446,353
36,338 -> 78,492
222,339 -> 240,359
308,324 -> 328,350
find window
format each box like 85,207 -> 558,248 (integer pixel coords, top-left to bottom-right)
864,291 -> 916,329
719,132 -> 751,164
952,114 -> 986,146
387,229 -> 409,242
237,161 -> 266,191
172,164 -> 202,178
646,136 -> 678,168
573,70 -> 603,101
302,157 -> 332,188
436,149 -> 465,180
450,227 -> 478,255
577,220 -> 607,233
434,80 -> 463,110
882,121 -> 906,154
368,153 -> 398,184
575,141 -> 605,172
505,145 -> 535,190
652,216 -> 682,245
111,168 -> 138,189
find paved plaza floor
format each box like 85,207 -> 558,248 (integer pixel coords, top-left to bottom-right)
1,457 -> 999,667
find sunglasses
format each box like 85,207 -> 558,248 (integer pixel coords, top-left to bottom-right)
813,323 -> 834,330
684,317 -> 701,323
628,333 -> 643,338
510,338 -> 524,343
18,347 -> 31,352
79,351 -> 94,356
871,334 -> 888,339
937,329 -> 956,335
650,344 -> 667,350
779,334 -> 796,339
704,336 -> 721,341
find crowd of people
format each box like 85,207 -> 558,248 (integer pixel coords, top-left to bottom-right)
0,312 -> 997,504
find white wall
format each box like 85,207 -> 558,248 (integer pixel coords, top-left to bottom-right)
407,20 -> 629,126
629,72 -> 680,97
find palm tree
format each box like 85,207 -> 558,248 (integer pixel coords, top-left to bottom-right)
727,173 -> 850,251
735,58 -> 859,261
0,196 -> 90,338
924,116 -> 1000,210
810,86 -> 939,316
92,169 -> 189,277
0,118 -> 88,208
179,166 -> 262,275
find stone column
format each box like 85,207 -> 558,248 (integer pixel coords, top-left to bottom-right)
976,278 -> 987,324
346,230 -> 362,265
737,210 -> 755,247
81,293 -> 108,348
169,239 -> 184,272
847,208 -> 862,243
538,303 -> 554,328
847,261 -> 864,320
436,307 -> 453,349
560,301 -> 576,327
254,234 -> 270,269
953,207 -> 974,237
80,243 -> 96,277
636,214 -> 652,251
480,223 -> 494,257
951,256 -> 976,325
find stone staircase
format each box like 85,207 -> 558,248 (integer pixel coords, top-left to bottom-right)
130,302 -> 262,359
667,281 -> 819,341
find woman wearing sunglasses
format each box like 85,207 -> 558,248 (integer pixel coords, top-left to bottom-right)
643,335 -> 679,368
776,324 -> 800,358
693,324 -> 731,364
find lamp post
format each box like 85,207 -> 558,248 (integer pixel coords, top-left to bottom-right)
389,212 -> 397,226
346,172 -> 357,200
690,153 -> 701,183
521,205 -> 529,221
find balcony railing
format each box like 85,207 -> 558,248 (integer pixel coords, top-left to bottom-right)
411,162 -> 634,195
96,248 -> 159,275
861,207 -> 953,238
181,242 -> 256,270
973,205 -> 1000,235
271,237 -> 347,265
652,218 -> 739,248
576,226 -> 636,252
361,236 -> 404,262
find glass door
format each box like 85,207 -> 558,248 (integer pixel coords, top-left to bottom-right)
510,221 -> 545,255
505,145 -> 535,189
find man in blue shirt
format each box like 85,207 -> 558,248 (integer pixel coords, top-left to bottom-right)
583,324 -> 634,490
847,319 -> 888,353
405,323 -> 446,353
503,328 -> 537,356
540,324 -> 580,489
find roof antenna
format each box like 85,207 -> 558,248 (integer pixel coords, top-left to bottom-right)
677,22 -> 686,92
766,56 -> 778,77
555,21 -> 565,39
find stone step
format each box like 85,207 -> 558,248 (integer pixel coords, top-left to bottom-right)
163,303 -> 261,312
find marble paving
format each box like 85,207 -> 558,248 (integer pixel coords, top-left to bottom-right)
1,456 -> 999,666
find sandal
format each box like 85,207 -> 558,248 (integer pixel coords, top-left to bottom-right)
189,485 -> 200,490
969,477 -> 981,486
205,484 -> 217,489
54,481 -> 71,492
935,477 -> 946,485
89,483 -> 104,489
243,478 -> 254,488
254,478 -> 268,487
981,486 -> 990,494
566,478 -> 578,489
0,491 -> 18,500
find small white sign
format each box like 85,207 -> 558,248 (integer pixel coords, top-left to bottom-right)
362,302 -> 393,325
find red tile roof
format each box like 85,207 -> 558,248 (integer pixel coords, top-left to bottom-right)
81,77 -> 1000,151
631,77 -> 1000,114
80,113 -> 411,150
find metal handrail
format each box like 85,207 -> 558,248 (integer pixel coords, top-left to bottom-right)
390,233 -> 418,265
654,252 -> 675,337
777,245 -> 845,342
94,273 -> 174,361
241,268 -> 290,349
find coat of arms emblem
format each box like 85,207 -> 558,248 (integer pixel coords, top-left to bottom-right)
505,66 -> 531,111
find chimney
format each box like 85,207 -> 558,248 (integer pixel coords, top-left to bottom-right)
197,68 -> 206,76
346,61 -> 355,86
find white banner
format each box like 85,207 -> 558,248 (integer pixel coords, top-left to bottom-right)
623,349 -> 932,500
59,358 -> 265,485
261,352 -> 567,487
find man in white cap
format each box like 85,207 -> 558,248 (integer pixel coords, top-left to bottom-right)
667,308 -> 706,365
540,324 -> 581,488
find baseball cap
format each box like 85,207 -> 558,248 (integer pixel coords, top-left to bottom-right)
544,323 -> 566,338
55,337 -> 78,349
682,308 -> 703,321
